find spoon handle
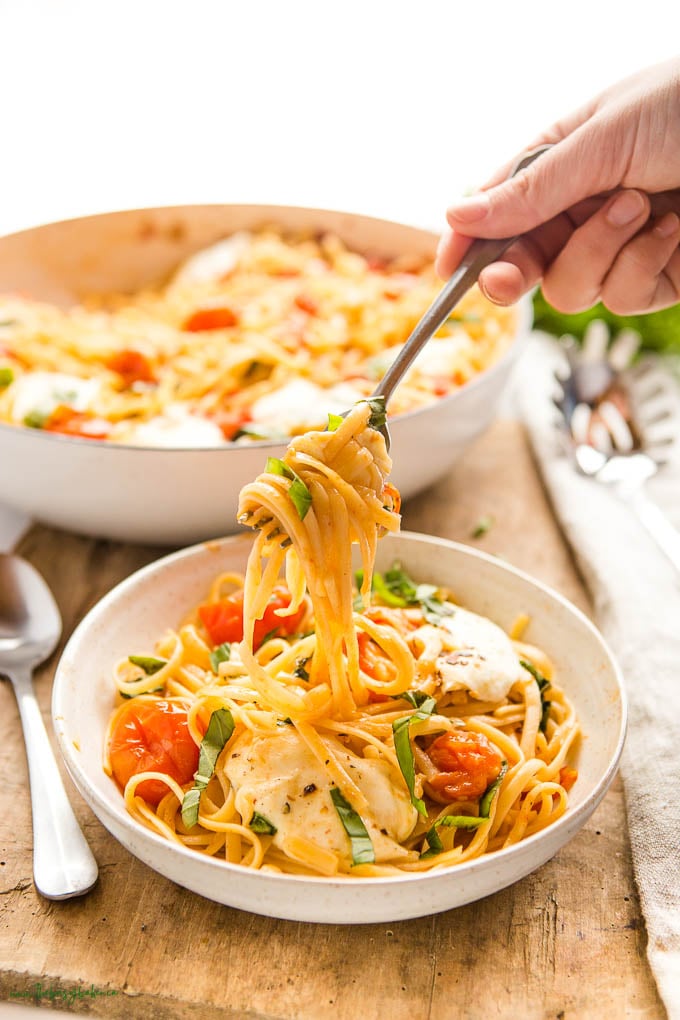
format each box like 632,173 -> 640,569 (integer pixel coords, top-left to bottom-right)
11,666 -> 99,899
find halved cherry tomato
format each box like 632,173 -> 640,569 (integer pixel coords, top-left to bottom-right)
108,699 -> 199,805
559,766 -> 578,792
106,349 -> 156,387
381,481 -> 401,515
426,730 -> 503,802
198,585 -> 305,650
208,410 -> 251,441
294,293 -> 319,315
182,307 -> 239,331
43,407 -> 110,440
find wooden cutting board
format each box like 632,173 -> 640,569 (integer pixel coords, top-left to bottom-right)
0,421 -> 665,1019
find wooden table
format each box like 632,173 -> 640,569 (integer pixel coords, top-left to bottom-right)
0,421 -> 665,1019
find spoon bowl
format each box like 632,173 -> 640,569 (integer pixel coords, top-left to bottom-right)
0,554 -> 98,899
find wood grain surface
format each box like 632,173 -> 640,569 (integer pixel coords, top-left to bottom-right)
0,421 -> 665,1019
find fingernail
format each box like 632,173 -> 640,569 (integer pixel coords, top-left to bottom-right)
606,190 -> 647,227
448,191 -> 490,224
654,212 -> 680,238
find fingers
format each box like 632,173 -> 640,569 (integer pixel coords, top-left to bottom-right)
541,190 -> 651,312
600,211 -> 680,314
444,124 -> 615,241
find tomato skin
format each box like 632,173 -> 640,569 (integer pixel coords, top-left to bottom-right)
44,407 -> 110,440
426,730 -> 503,802
559,766 -> 578,792
182,307 -> 239,331
106,349 -> 156,386
108,700 -> 199,805
294,293 -> 318,315
357,631 -> 397,688
198,585 -> 305,650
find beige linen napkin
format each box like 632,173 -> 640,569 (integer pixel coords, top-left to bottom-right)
515,334 -> 680,1019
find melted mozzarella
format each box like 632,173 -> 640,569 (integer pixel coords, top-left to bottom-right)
124,404 -> 224,447
9,371 -> 101,422
172,232 -> 252,285
249,379 -> 364,434
224,727 -> 417,865
418,607 -> 523,703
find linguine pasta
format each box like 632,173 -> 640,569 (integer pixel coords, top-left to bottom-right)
0,228 -> 517,446
103,402 -> 580,878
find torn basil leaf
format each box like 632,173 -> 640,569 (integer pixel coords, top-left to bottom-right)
520,659 -> 552,733
392,690 -> 432,710
330,787 -> 375,865
470,514 -> 494,539
363,395 -> 387,431
249,812 -> 277,835
209,642 -> 231,672
327,412 -> 343,432
181,708 -> 235,828
0,367 -> 13,388
479,761 -> 508,818
356,563 -> 454,625
420,814 -> 487,858
392,696 -> 436,816
128,655 -> 167,676
293,657 -> 310,681
265,457 -> 312,520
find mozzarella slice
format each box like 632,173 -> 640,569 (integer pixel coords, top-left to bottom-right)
224,727 -> 417,866
124,403 -> 224,447
172,232 -> 252,286
248,379 -> 364,434
9,371 -> 101,422
427,608 -> 524,703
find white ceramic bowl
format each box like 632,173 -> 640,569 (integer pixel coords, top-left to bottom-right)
52,531 -> 625,924
0,205 -> 530,545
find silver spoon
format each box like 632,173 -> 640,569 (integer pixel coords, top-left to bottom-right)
0,554 -> 98,899
369,143 -> 553,450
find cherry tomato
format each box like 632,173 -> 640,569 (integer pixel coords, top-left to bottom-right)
44,407 -> 110,440
108,700 -> 199,805
426,730 -> 503,802
182,307 -> 239,331
357,631 -> 398,687
559,766 -> 578,792
381,481 -> 401,515
198,585 -> 305,650
294,293 -> 319,315
106,349 -> 156,386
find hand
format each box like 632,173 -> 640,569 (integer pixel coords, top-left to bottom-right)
436,58 -> 680,315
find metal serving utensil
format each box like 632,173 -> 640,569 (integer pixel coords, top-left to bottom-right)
553,329 -> 680,573
0,554 -> 98,898
367,142 -> 554,451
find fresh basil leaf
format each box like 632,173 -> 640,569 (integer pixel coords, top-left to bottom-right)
330,787 -> 375,865
470,514 -> 494,539
249,812 -> 277,835
420,814 -> 487,858
363,395 -> 387,430
293,657 -> 310,681
265,457 -> 312,520
392,690 -> 433,710
0,319 -> 17,327
520,659 -> 552,733
23,409 -> 50,429
372,572 -> 408,607
128,655 -> 167,676
392,697 -> 436,816
0,367 -> 13,388
327,412 -> 343,432
209,642 -> 231,672
234,423 -> 289,442
181,708 -> 235,828
479,761 -> 508,818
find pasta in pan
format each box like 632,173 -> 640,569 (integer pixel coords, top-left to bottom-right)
0,228 -> 517,446
104,402 -> 580,877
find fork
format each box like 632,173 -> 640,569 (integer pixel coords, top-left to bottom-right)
554,329 -> 680,573
366,142 -> 553,451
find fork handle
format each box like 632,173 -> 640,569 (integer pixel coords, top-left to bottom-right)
372,143 -> 553,406
623,488 -> 680,573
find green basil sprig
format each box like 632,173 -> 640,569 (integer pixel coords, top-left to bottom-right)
128,655 -> 166,675
181,708 -> 235,828
209,642 -> 231,673
265,457 -> 312,520
330,788 -> 375,865
355,563 -> 454,625
420,814 -> 487,858
392,696 -> 436,816
249,812 -> 277,835
520,659 -> 552,733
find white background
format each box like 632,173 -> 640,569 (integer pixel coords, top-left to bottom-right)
1,0 -> 679,547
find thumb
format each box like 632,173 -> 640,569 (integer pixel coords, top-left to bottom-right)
446,130 -> 610,238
